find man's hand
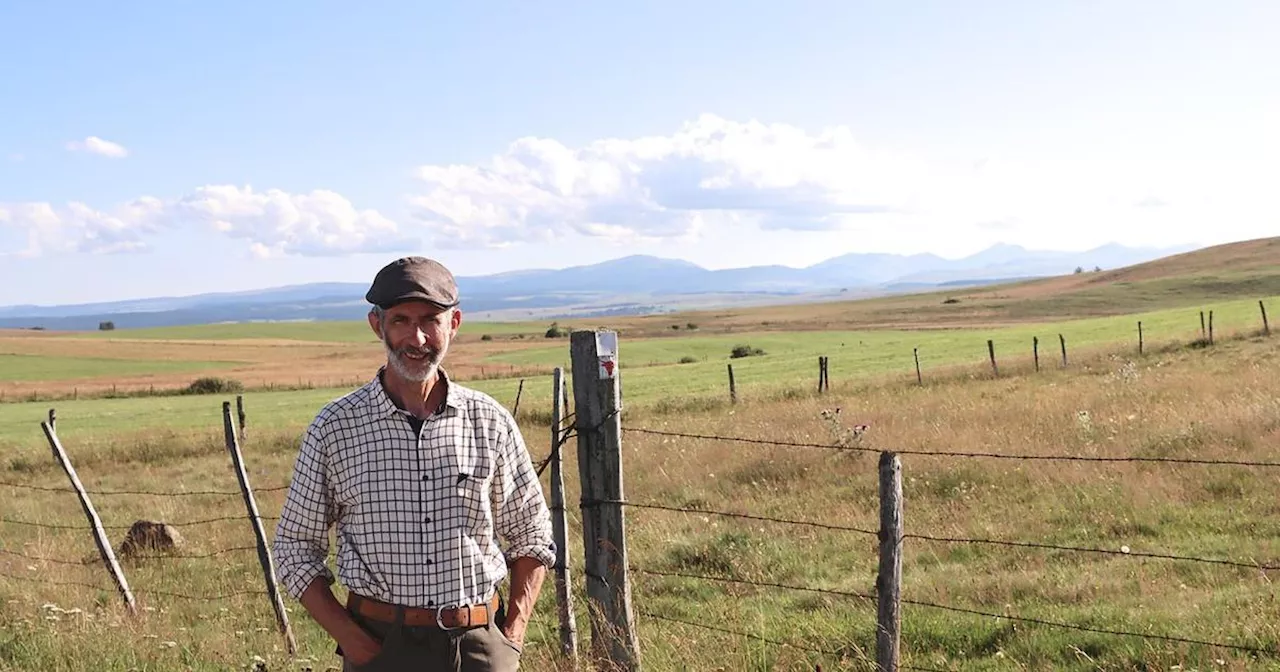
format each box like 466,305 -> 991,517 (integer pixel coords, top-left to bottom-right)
297,580 -> 383,665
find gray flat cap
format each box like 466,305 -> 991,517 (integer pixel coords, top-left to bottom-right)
365,256 -> 459,309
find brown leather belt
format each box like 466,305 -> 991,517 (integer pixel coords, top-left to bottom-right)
347,592 -> 500,629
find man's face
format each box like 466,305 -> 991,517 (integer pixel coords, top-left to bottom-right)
368,301 -> 462,383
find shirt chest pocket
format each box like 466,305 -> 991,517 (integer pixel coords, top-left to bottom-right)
453,460 -> 494,532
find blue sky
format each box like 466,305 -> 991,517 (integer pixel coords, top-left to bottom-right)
2,1 -> 1278,305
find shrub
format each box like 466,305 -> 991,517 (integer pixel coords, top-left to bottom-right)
184,377 -> 244,395
671,324 -> 681,330
685,323 -> 699,330
730,344 -> 766,359
480,334 -> 493,341
98,321 -> 115,331
678,356 -> 698,364
545,322 -> 570,338
942,297 -> 960,304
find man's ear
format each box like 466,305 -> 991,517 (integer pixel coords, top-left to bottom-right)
450,307 -> 463,334
367,310 -> 383,340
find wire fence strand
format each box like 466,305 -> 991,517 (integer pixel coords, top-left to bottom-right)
0,480 -> 289,497
581,497 -> 878,536
623,426 -> 1280,469
906,532 -> 1280,572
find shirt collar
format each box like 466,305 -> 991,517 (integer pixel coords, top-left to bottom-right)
366,367 -> 462,419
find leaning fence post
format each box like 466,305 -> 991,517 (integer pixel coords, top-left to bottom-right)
1138,321 -> 1144,355
570,330 -> 640,671
1200,311 -> 1207,341
48,408 -> 56,433
1209,310 -> 1215,345
987,339 -> 999,377
1033,336 -> 1040,372
221,402 -> 297,655
549,367 -> 579,668
913,348 -> 922,385
876,452 -> 903,672
1261,300 -> 1271,336
41,420 -> 137,616
1059,334 -> 1068,367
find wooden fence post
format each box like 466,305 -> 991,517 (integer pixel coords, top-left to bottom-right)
1261,300 -> 1271,336
512,378 -> 526,418
1209,310 -> 1215,345
1138,321 -> 1144,355
727,364 -> 737,404
1033,337 -> 1039,372
876,452 -> 903,672
987,340 -> 998,377
570,330 -> 640,671
48,408 -> 56,433
1059,334 -> 1068,368
549,368 -> 579,668
913,348 -> 922,385
40,421 -> 137,616
221,402 -> 297,655
236,395 -> 246,442
1200,311 -> 1206,341
818,356 -> 828,393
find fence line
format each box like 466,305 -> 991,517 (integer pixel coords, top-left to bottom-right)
0,480 -> 289,497
622,426 -> 1280,468
582,497 -> 877,536
904,532 -> 1280,572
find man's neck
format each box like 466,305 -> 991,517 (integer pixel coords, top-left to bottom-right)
381,368 -> 446,419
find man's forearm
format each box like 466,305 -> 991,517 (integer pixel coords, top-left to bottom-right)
298,578 -> 367,645
503,556 -> 548,641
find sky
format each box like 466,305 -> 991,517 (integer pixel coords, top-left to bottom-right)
1,1 -> 1278,306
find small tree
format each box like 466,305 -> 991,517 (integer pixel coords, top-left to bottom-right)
1074,266 -> 1084,274
98,320 -> 115,331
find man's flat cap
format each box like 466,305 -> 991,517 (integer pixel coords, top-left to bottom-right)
365,256 -> 460,309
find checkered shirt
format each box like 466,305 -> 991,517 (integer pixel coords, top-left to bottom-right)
272,369 -> 556,609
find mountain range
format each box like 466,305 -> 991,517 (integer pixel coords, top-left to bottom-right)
0,242 -> 1199,330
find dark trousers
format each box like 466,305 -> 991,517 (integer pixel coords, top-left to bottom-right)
341,598 -> 523,672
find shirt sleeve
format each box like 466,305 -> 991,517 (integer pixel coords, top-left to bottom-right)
492,413 -> 557,569
272,416 -> 338,600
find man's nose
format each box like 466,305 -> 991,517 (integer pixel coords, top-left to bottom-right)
412,328 -> 428,346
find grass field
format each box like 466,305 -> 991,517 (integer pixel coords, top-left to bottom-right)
0,354 -> 236,383
1,326 -> 1277,670
1,238 -> 1279,670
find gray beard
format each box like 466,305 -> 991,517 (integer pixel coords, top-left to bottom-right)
384,339 -> 444,383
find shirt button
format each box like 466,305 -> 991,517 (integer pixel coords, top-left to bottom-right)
422,473 -> 430,481
424,516 -> 432,524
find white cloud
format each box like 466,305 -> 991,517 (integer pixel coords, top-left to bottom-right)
408,114 -> 929,248
0,186 -> 413,258
65,136 -> 129,158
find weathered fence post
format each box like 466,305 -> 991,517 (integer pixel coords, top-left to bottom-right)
727,363 -> 737,404
1261,300 -> 1271,336
876,452 -> 903,672
40,421 -> 137,616
236,395 -> 246,442
913,348 -> 922,385
1209,310 -> 1215,345
570,330 -> 640,671
1200,311 -> 1207,341
818,356 -> 829,393
987,340 -> 998,377
1059,334 -> 1068,367
1033,336 -> 1039,372
549,367 -> 579,668
47,408 -> 56,433
1138,321 -> 1144,355
221,402 -> 297,655
512,378 -> 526,418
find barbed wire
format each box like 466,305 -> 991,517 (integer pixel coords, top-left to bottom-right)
0,570 -> 107,591
1,515 -> 277,531
535,419 -> 577,477
631,567 -> 1280,656
622,426 -> 1280,469
134,587 -> 268,601
0,480 -> 289,497
905,532 -> 1279,572
581,497 -> 877,536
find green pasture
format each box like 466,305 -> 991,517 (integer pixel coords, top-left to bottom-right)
1,294 -> 1272,453
0,353 -> 236,383
70,318 -> 545,342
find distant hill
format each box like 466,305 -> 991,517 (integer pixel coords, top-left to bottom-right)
0,241 -> 1198,330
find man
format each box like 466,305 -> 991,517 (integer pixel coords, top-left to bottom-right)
273,256 -> 555,671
